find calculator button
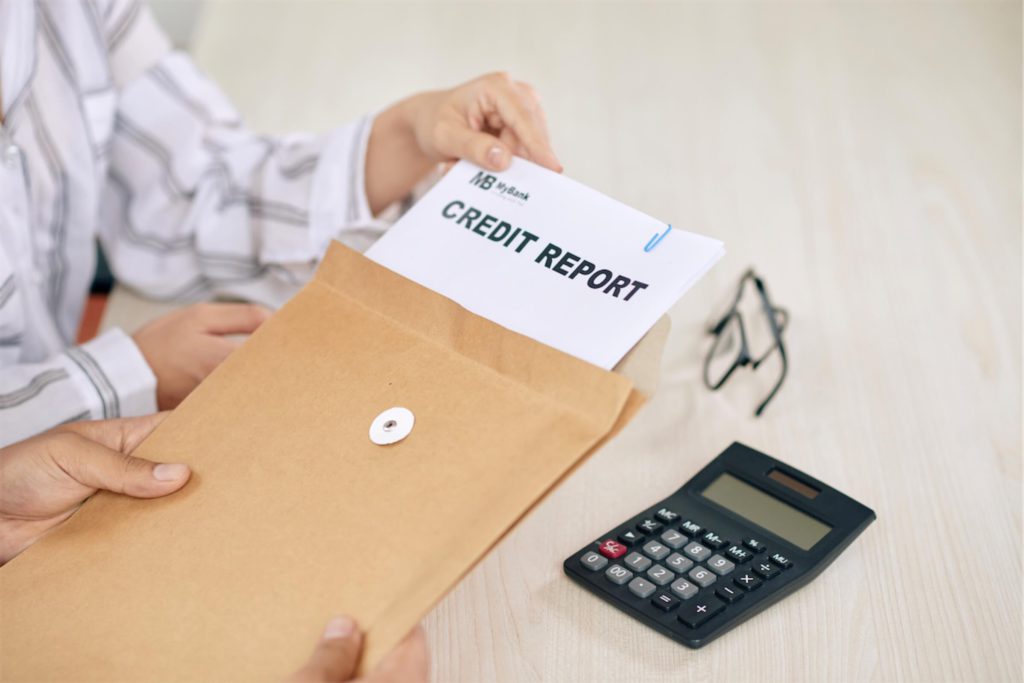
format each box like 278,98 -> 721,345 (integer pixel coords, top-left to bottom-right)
716,584 -> 744,603
707,554 -> 736,576
660,529 -> 688,549
770,552 -> 794,569
618,530 -> 645,546
682,541 -> 712,562
654,507 -> 680,524
743,538 -> 768,553
680,520 -> 704,536
580,551 -> 608,571
701,531 -> 728,549
670,578 -> 698,600
725,544 -> 753,564
678,596 -> 726,629
628,577 -> 657,599
753,560 -> 781,580
646,564 -> 675,586
665,552 -> 694,573
624,551 -> 652,572
642,540 -> 670,561
652,593 -> 680,612
598,539 -> 628,559
637,519 -> 663,534
605,564 -> 634,585
734,572 -> 763,591
688,566 -> 717,588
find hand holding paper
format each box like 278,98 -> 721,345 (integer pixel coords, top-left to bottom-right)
366,159 -> 724,368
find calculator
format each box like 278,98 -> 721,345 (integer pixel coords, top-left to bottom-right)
563,442 -> 875,648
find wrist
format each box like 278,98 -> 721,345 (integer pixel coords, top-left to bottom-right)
365,92 -> 441,214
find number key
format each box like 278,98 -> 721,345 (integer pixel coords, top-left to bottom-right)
683,541 -> 712,562
647,564 -> 675,586
707,554 -> 735,576
605,564 -> 633,585
688,566 -> 717,588
579,551 -> 608,571
665,552 -> 694,573
660,528 -> 688,549
642,540 -> 670,561
670,578 -> 698,600
624,551 -> 652,572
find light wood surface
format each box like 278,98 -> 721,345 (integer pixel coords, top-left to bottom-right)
103,2 -> 1022,680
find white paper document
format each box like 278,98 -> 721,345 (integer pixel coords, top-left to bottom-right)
365,159 -> 725,369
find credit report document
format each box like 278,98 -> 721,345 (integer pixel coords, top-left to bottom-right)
365,159 -> 725,369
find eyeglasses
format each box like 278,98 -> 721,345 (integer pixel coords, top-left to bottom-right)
702,269 -> 789,417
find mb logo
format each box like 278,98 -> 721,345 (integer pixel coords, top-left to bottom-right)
469,171 -> 496,190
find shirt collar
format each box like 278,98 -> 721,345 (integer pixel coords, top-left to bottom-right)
0,0 -> 37,126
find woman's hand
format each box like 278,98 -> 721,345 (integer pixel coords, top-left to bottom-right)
133,303 -> 272,410
290,617 -> 428,683
0,413 -> 190,565
365,72 -> 561,214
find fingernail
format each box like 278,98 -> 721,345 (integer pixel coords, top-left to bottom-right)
487,146 -> 506,169
323,615 -> 355,640
152,463 -> 190,481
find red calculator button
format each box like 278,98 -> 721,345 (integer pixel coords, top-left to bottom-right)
598,539 -> 628,559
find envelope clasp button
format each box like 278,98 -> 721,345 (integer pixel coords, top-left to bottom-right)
369,406 -> 415,445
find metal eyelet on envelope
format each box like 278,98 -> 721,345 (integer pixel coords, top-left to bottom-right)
369,406 -> 414,445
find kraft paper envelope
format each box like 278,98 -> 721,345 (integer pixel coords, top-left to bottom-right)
0,242 -> 669,681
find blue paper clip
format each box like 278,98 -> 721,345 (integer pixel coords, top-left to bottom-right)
644,224 -> 672,252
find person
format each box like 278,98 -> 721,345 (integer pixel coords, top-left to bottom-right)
0,415 -> 430,682
0,0 -> 560,445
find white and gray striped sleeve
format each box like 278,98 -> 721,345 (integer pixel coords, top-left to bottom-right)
0,328 -> 156,447
97,0 -> 388,309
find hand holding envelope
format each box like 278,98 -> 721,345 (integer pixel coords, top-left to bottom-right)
0,161 -> 721,681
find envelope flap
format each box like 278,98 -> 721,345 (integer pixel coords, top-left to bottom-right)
316,242 -> 635,416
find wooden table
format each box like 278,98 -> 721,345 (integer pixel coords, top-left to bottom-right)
103,1 -> 1021,680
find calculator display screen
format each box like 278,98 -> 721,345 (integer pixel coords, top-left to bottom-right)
701,473 -> 832,550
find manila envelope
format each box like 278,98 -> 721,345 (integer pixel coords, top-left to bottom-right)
0,242 -> 669,681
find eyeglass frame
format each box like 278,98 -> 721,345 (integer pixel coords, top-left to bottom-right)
702,269 -> 789,417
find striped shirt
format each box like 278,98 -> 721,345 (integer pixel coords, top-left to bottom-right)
0,0 -> 386,445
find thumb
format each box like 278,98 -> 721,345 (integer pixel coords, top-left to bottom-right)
437,120 -> 512,172
290,616 -> 363,682
50,432 -> 191,499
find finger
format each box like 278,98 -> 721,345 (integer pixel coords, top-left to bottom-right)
483,78 -> 562,172
196,335 -> 241,378
435,119 -> 513,172
59,412 -> 169,454
514,80 -> 551,144
290,616 -> 363,683
195,303 -> 272,336
366,626 -> 429,683
499,127 -> 528,161
47,432 -> 190,498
